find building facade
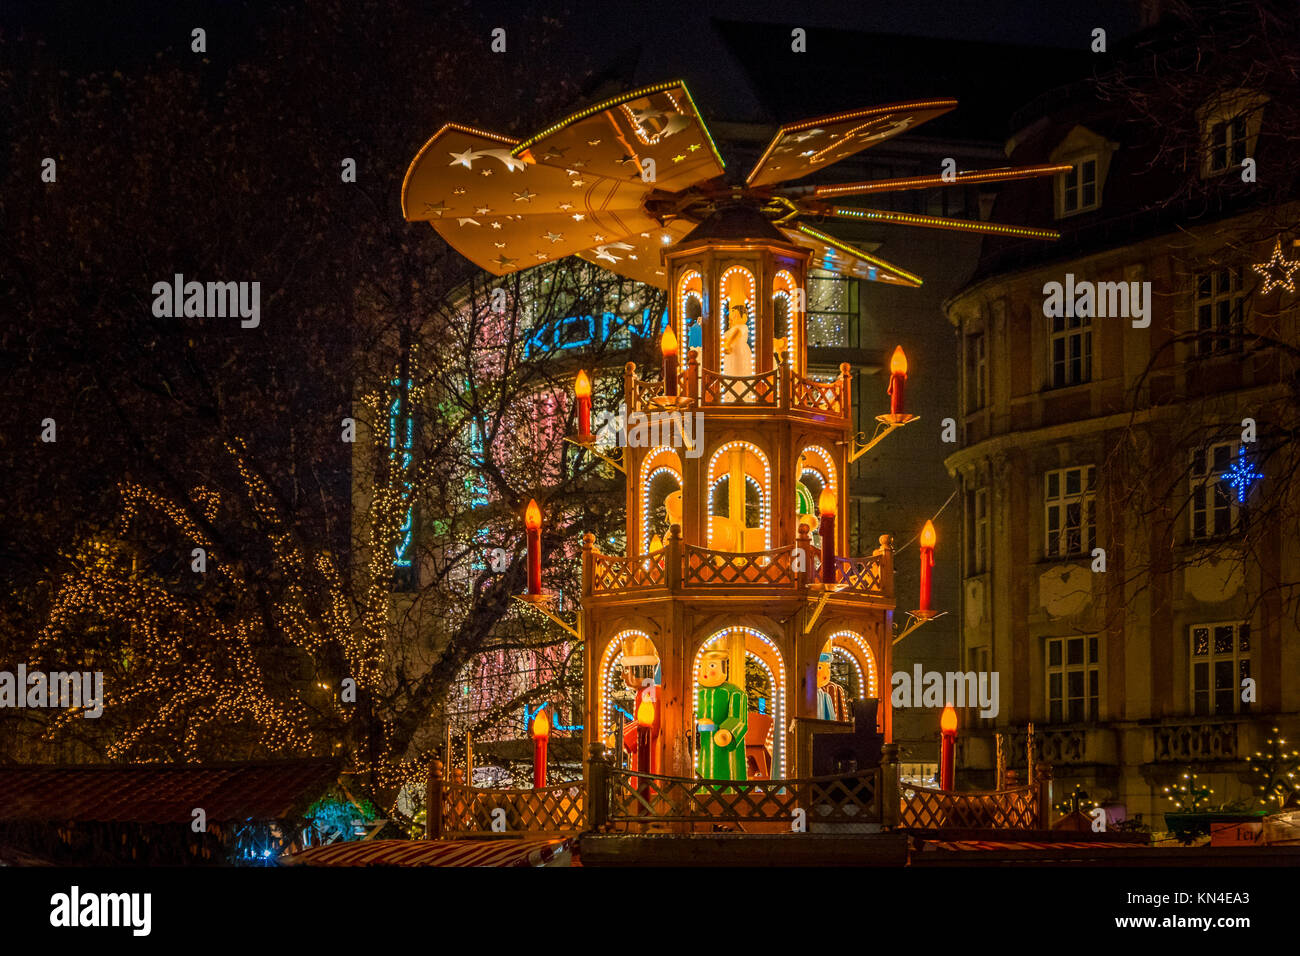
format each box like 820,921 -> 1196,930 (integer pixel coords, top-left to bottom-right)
945,70 -> 1300,826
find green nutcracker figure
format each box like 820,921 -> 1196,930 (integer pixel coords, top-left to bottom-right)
695,649 -> 748,780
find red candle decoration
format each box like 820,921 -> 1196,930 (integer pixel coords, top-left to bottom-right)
635,696 -> 655,776
574,369 -> 592,438
919,519 -> 936,612
888,345 -> 908,416
818,487 -> 837,584
531,708 -> 550,789
661,323 -> 679,397
940,704 -> 957,790
525,498 -> 542,596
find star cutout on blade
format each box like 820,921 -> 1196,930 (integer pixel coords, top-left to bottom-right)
480,169 -> 493,177
571,179 -> 586,187
475,205 -> 493,215
513,189 -> 537,203
1253,239 -> 1299,293
591,234 -> 606,243
492,254 -> 518,269
448,148 -> 479,169
452,187 -> 466,195
557,202 -> 573,211
490,220 -> 503,229
572,213 -> 586,221
534,251 -> 549,260
493,241 -> 506,248
456,218 -> 480,227
543,231 -> 565,243
587,139 -> 601,146
541,146 -> 569,160
423,200 -> 448,218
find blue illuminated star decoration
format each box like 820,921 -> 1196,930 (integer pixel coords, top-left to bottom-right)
1225,447 -> 1263,504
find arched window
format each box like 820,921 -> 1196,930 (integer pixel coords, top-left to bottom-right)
693,626 -> 787,777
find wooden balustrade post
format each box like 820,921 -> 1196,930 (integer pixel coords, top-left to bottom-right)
427,758 -> 444,841
624,361 -> 636,412
839,362 -> 852,418
582,532 -> 595,597
796,522 -> 812,590
686,349 -> 700,403
779,357 -> 792,410
1034,761 -> 1054,828
667,522 -> 682,593
588,741 -> 610,832
881,742 -> 900,828
874,534 -> 895,601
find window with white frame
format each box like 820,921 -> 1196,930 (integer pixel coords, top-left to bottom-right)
1190,441 -> 1246,540
1045,466 -> 1096,558
1060,156 -> 1098,215
1194,267 -> 1245,355
1208,114 -> 1248,173
1198,90 -> 1267,179
967,487 -> 989,574
1050,312 -> 1092,387
1190,622 -> 1251,716
1046,635 -> 1100,723
967,333 -> 986,410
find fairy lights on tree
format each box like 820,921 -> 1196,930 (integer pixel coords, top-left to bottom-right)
1248,726 -> 1300,809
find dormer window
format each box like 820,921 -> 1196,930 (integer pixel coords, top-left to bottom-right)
1049,126 -> 1114,220
1061,157 -> 1098,215
1197,89 -> 1268,178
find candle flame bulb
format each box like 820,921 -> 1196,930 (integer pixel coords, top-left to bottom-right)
574,369 -> 591,398
941,704 -> 957,734
920,519 -> 936,549
637,698 -> 656,727
660,323 -> 678,356
648,533 -> 663,553
818,487 -> 837,517
532,708 -> 550,738
890,345 -> 908,376
525,498 -> 541,530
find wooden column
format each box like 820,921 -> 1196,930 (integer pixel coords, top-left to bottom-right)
880,742 -> 900,828
426,758 -> 444,840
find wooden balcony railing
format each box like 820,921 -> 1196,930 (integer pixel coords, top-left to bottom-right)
436,777 -> 585,838
595,764 -> 884,831
591,549 -> 667,594
899,782 -> 1040,830
582,530 -> 895,601
700,367 -> 779,407
683,543 -> 798,587
791,371 -> 845,416
623,358 -> 850,420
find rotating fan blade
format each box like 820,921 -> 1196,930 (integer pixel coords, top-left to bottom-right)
826,207 -> 1060,240
747,99 -> 957,188
810,163 -> 1072,199
403,123 -> 661,276
785,223 -> 923,287
512,81 -> 726,194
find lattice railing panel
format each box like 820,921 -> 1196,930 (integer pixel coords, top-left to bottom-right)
791,373 -> 844,416
631,376 -> 665,412
701,368 -> 779,406
835,555 -> 885,596
899,784 -> 1038,830
591,551 -> 666,593
684,544 -> 796,587
606,768 -> 880,826
442,782 -> 585,836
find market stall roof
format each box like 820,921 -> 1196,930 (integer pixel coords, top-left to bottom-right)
281,837 -> 576,867
0,759 -> 340,825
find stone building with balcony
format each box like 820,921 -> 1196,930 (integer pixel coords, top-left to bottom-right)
943,54 -> 1300,825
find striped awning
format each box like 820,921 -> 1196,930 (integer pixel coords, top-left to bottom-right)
281,837 -> 575,867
